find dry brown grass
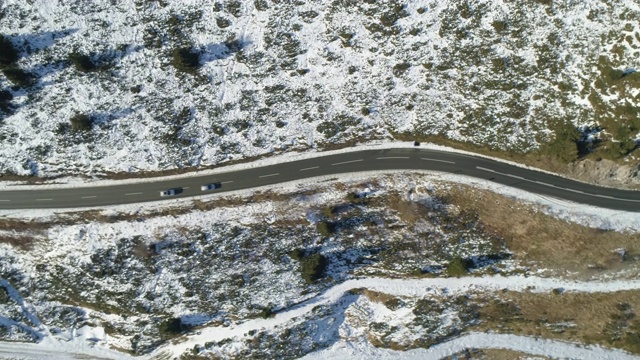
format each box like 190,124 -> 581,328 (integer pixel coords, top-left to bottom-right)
362,289 -> 400,304
0,219 -> 50,250
437,184 -> 640,276
472,290 -> 640,354
456,348 -> 551,360
0,235 -> 35,251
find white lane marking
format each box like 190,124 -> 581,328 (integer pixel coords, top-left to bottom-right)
476,166 -> 498,174
300,166 -> 320,171
36,199 -> 53,201
125,192 -> 143,195
421,157 -> 455,164
476,166 -> 640,202
563,188 -> 585,194
535,181 -> 555,188
331,159 -> 363,166
81,196 -> 97,199
377,156 -> 410,160
259,173 -> 279,178
0,200 -> 10,202
183,187 -> 190,189
221,181 -> 234,184
504,174 -> 525,181
594,194 -> 616,199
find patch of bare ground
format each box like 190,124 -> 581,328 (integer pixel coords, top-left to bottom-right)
0,220 -> 50,250
437,184 -> 640,278
444,348 -> 551,360
567,158 -> 640,190
361,289 -> 401,305
471,290 -> 640,355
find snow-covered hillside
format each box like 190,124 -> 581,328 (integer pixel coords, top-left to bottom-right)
0,0 -> 639,177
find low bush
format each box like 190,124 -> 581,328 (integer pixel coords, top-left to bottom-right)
171,47 -> 201,74
259,306 -> 274,319
69,52 -> 99,72
2,66 -> 35,88
254,0 -> 269,11
288,248 -> 305,261
346,192 -> 367,205
69,113 -> 94,132
316,221 -> 335,237
216,17 -> 231,28
158,317 -> 191,339
300,253 -> 328,283
446,256 -> 473,277
0,89 -> 13,114
392,62 -> 410,77
0,35 -> 18,67
538,120 -> 580,163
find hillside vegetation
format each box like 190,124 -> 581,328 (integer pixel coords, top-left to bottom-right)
0,0 -> 638,176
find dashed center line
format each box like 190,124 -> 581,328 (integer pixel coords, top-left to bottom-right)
125,192 -> 143,196
221,181 -> 234,184
81,196 -> 97,199
421,157 -> 455,164
0,200 -> 10,202
476,166 -> 640,202
36,199 -> 53,201
377,156 -> 410,160
259,173 -> 279,178
300,166 -> 320,171
331,159 -> 363,166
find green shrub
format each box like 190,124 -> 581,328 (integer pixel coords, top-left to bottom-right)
0,89 -> 13,113
539,120 -> 580,163
392,62 -> 410,77
159,317 -> 191,339
171,47 -> 201,74
552,288 -> 563,295
0,35 -> 18,67
288,248 -> 304,261
598,140 -> 637,160
346,192 -> 367,205
446,256 -> 472,277
69,52 -> 98,72
225,1 -> 243,17
216,17 -> 231,28
259,306 -> 274,319
492,20 -> 508,32
316,221 -> 335,237
300,253 -> 328,283
2,66 -> 35,88
254,0 -> 269,11
69,113 -> 94,132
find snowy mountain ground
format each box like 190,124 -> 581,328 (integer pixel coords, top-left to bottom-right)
0,0 -> 639,178
0,173 -> 638,357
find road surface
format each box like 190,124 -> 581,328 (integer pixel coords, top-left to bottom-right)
0,148 -> 638,211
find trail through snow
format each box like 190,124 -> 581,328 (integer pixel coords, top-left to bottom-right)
2,275 -> 640,359
155,275 -> 640,358
301,333 -> 640,360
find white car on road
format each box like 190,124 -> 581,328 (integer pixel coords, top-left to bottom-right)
160,189 -> 177,196
201,183 -> 220,191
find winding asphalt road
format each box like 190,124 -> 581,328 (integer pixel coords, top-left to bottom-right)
0,148 -> 639,211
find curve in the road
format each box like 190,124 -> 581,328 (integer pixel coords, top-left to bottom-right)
0,148 -> 639,211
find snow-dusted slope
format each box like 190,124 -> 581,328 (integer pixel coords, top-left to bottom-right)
0,0 -> 638,176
